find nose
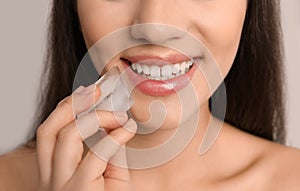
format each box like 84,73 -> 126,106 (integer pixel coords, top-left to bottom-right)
131,24 -> 185,44
130,0 -> 186,44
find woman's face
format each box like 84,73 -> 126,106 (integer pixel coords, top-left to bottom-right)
77,0 -> 247,128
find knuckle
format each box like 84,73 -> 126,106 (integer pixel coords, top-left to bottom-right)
36,123 -> 49,139
108,130 -> 123,144
57,127 -> 72,143
56,125 -> 80,144
56,96 -> 72,110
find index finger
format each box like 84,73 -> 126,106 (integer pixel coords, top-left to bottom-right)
36,85 -> 100,184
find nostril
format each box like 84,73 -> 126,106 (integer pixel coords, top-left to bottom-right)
130,23 -> 185,44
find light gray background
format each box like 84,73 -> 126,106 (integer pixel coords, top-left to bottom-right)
0,1 -> 299,154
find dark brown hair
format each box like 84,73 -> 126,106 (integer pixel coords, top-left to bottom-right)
30,0 -> 286,143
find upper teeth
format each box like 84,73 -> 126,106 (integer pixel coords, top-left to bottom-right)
131,60 -> 193,80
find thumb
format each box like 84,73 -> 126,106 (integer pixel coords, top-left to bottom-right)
104,146 -> 134,191
73,119 -> 137,182
104,145 -> 130,181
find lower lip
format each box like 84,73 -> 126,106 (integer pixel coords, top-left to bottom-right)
122,61 -> 197,96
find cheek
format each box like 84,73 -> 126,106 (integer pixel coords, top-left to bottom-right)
77,0 -> 136,48
212,13 -> 246,77
189,1 -> 247,77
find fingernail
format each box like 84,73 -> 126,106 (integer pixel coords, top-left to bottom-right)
123,118 -> 137,133
114,112 -> 128,125
80,84 -> 96,94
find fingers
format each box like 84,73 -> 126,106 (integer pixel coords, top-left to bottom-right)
103,162 -> 134,191
36,83 -> 137,191
47,85 -> 100,129
76,110 -> 129,140
104,145 -> 131,181
36,85 -> 100,184
74,119 -> 137,182
52,110 -> 129,187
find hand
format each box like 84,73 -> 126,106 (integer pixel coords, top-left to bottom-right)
36,85 -> 137,191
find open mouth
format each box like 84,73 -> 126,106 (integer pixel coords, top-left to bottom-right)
121,58 -> 194,81
119,54 -> 200,96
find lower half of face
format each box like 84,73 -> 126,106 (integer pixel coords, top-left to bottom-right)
77,0 -> 247,129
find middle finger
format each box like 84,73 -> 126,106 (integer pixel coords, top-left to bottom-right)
52,110 -> 128,189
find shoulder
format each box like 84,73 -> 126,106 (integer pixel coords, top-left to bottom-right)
261,143 -> 300,191
0,145 -> 39,191
220,122 -> 300,191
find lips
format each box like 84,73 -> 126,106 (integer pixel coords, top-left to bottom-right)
121,55 -> 198,96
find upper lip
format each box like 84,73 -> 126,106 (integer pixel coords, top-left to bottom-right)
121,54 -> 193,66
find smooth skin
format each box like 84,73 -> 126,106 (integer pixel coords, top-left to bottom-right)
1,0 -> 300,191
77,0 -> 247,131
0,90 -> 300,191
0,85 -> 139,191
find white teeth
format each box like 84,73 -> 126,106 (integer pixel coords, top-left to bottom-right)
142,65 -> 150,75
149,76 -> 160,80
173,64 -> 180,74
150,65 -> 161,77
130,60 -> 193,80
136,64 -> 143,74
180,62 -> 186,71
161,65 -> 172,77
131,64 -> 137,70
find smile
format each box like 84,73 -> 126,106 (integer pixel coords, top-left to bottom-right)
120,54 -> 198,96
130,60 -> 194,81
